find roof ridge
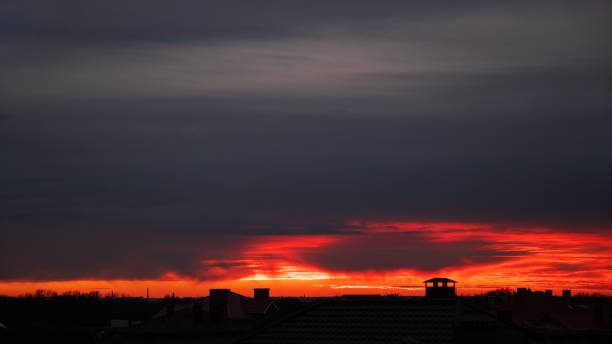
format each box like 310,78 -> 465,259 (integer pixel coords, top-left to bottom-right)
234,301 -> 325,343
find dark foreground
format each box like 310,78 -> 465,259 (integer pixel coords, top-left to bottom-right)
1,288 -> 611,343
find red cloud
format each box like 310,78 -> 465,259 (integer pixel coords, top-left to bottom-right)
2,222 -> 611,297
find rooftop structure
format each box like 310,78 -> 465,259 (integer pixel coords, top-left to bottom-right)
121,288 -> 279,341
424,278 -> 456,299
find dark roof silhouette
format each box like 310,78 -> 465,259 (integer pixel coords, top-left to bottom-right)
237,299 -> 456,344
424,278 -> 456,283
141,289 -> 278,337
500,294 -> 612,332
152,290 -> 275,321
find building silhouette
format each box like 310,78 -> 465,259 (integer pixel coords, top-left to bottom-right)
425,277 -> 456,298
237,278 -> 527,344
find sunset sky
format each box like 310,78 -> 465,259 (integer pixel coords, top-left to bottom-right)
1,1 -> 611,297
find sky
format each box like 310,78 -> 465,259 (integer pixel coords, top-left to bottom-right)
1,1 -> 611,297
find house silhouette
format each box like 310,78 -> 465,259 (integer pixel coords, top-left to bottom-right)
424,278 -> 456,298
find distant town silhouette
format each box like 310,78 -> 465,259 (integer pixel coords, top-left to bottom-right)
1,278 -> 611,343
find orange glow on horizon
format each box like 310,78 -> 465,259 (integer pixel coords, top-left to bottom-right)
2,222 -> 611,297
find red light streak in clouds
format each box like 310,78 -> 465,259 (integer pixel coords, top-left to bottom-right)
1,223 -> 611,297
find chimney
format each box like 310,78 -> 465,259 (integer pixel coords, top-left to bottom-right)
254,288 -> 270,301
562,289 -> 571,298
210,289 -> 230,323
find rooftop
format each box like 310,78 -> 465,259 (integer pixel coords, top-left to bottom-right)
238,299 -> 457,344
424,278 -> 456,283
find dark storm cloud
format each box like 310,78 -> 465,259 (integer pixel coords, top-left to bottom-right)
1,1 -> 611,280
0,1 -> 554,42
2,93 -> 609,230
0,229 -> 251,281
296,232 -> 527,272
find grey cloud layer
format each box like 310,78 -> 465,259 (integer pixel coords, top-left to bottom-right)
1,1 -> 611,280
2,1 -> 611,101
